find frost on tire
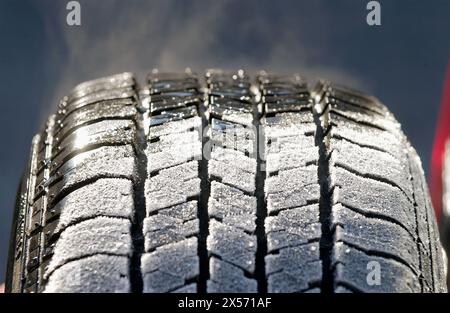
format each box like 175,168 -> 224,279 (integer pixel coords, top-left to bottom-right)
5,71 -> 447,293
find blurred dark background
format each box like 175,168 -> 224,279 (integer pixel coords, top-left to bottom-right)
1,0 -> 450,283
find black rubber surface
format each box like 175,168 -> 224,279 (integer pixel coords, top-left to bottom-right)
5,71 -> 447,293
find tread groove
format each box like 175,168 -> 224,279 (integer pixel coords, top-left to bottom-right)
314,88 -> 335,293
129,89 -> 146,293
198,97 -> 210,294
254,90 -> 268,294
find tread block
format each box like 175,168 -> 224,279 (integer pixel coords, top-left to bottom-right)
150,96 -> 201,114
68,72 -> 135,101
332,242 -> 421,292
266,133 -> 316,150
334,167 -> 415,231
47,178 -> 134,231
141,238 -> 198,293
265,165 -> 318,194
209,160 -> 255,193
146,161 -> 199,188
44,255 -> 130,293
146,161 -> 201,213
55,100 -> 136,139
151,200 -> 198,219
208,181 -> 257,233
267,184 -> 320,215
149,105 -> 198,127
143,215 -> 198,251
48,145 -> 136,204
207,257 -> 257,293
329,86 -> 388,116
264,119 -> 315,140
265,100 -> 310,114
147,141 -> 202,173
211,117 -> 254,135
148,116 -> 201,139
151,81 -> 198,94
265,242 -> 321,293
265,204 -> 321,252
329,109 -> 400,134
330,113 -> 403,157
266,134 -> 318,154
207,219 -> 257,273
265,146 -> 318,173
147,130 -> 200,154
210,147 -> 256,173
146,177 -> 200,213
210,107 -> 253,127
331,138 -> 413,201
54,119 -> 135,157
211,120 -> 255,155
66,88 -> 135,116
332,203 -> 419,271
45,217 -> 132,278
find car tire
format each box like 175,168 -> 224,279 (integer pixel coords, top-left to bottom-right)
6,70 -> 447,293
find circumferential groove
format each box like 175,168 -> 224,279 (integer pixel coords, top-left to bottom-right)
313,83 -> 335,293
254,86 -> 268,294
197,82 -> 210,294
129,87 -> 146,293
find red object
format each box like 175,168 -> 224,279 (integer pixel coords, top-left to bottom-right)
430,57 -> 450,223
